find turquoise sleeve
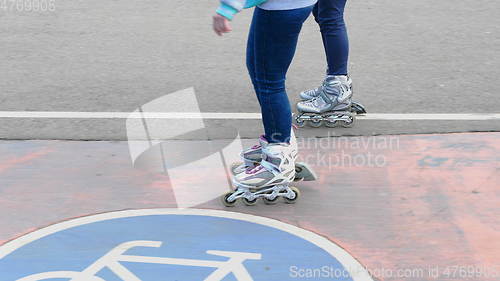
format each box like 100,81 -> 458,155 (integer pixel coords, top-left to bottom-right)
216,0 -> 268,20
244,0 -> 267,8
216,2 -> 239,20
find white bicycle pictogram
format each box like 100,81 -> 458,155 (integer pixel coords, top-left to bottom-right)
17,240 -> 262,281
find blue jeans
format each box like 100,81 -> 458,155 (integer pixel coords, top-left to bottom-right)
313,0 -> 349,75
246,6 -> 313,143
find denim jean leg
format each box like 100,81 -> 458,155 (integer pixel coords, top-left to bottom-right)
248,6 -> 313,143
317,0 -> 349,75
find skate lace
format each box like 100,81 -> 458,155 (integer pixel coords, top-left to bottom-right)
304,96 -> 322,106
246,165 -> 264,174
303,82 -> 338,106
325,80 -> 351,99
303,86 -> 320,97
308,81 -> 349,106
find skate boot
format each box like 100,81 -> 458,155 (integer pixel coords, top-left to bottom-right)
222,143 -> 300,207
299,75 -> 367,115
299,75 -> 353,100
230,135 -> 268,175
230,131 -> 317,182
295,75 -> 356,128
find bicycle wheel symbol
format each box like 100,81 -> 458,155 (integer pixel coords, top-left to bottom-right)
18,240 -> 262,281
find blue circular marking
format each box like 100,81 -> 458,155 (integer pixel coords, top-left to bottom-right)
0,213 -> 356,281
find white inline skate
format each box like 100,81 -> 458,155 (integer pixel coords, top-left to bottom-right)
222,142 -> 300,207
298,75 -> 367,116
296,75 -> 357,128
230,131 -> 317,182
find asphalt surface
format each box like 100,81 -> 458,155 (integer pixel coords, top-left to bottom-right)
1,0 -> 499,140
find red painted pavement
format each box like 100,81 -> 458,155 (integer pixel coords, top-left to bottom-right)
0,133 -> 498,281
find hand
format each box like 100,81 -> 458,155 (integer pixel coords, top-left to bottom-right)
213,14 -> 232,36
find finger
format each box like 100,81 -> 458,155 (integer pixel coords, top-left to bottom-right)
223,21 -> 232,32
213,27 -> 222,36
212,18 -> 218,33
214,25 -> 222,35
218,20 -> 228,34
214,23 -> 223,36
213,19 -> 223,35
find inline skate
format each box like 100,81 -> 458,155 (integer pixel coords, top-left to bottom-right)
222,141 -> 300,207
295,75 -> 357,128
230,131 -> 317,182
298,75 -> 367,115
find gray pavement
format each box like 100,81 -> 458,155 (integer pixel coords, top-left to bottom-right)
1,0 -> 499,140
1,118 -> 499,141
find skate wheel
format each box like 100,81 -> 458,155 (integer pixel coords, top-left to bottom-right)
295,118 -> 306,128
295,166 -> 303,173
325,120 -> 338,128
284,187 -> 300,204
351,101 -> 367,115
340,117 -> 355,128
293,166 -> 303,182
242,197 -> 258,206
309,120 -> 323,128
221,192 -> 237,207
263,195 -> 279,205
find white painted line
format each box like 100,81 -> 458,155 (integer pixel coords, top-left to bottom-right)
0,111 -> 499,120
0,112 -> 260,119
357,113 -> 500,121
0,209 -> 374,281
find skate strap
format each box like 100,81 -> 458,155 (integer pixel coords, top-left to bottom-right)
260,159 -> 280,173
245,165 -> 264,174
239,144 -> 261,162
